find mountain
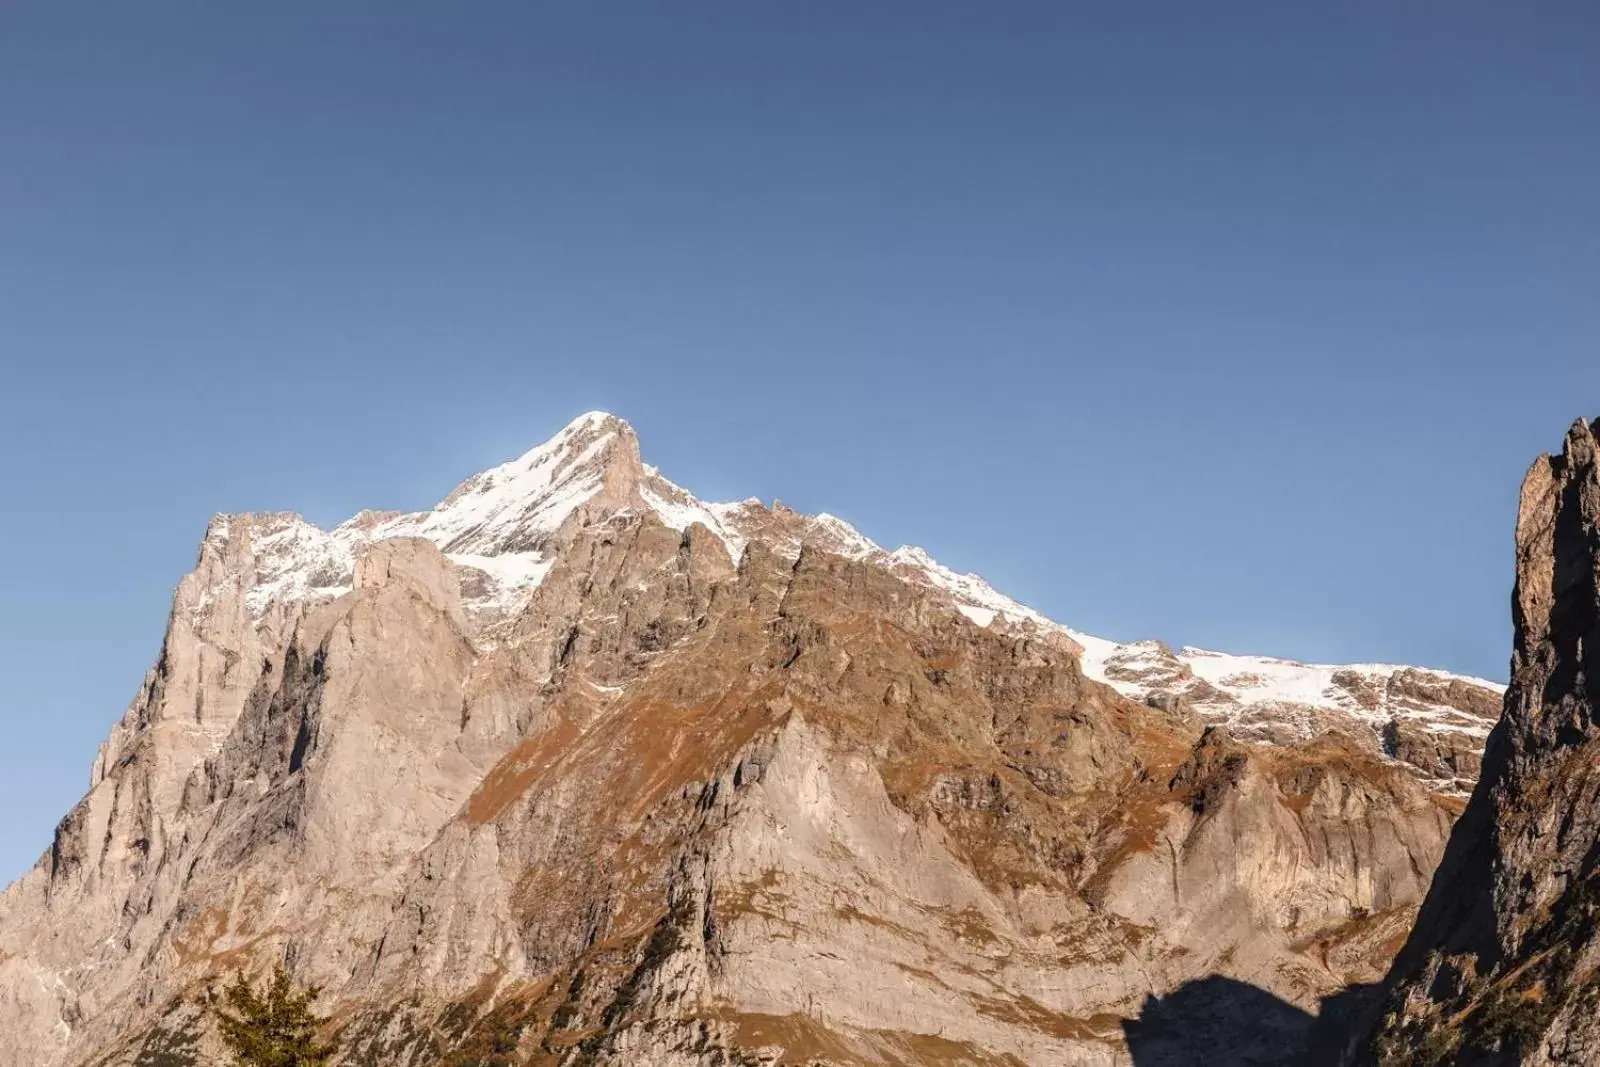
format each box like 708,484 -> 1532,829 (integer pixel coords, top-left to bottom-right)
0,413 -> 1502,1066
1350,418 -> 1600,1065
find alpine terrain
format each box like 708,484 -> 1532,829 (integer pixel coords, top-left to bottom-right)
0,413 -> 1505,1066
1350,417 -> 1600,1066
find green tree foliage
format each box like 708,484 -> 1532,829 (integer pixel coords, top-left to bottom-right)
209,966 -> 337,1067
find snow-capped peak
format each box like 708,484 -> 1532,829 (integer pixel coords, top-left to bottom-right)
230,412 -> 754,619
213,412 -> 1504,781
358,411 -> 629,557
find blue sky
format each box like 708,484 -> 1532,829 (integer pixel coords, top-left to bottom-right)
1,2 -> 1596,883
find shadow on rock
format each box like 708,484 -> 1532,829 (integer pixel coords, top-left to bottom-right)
131,1022 -> 201,1067
1123,975 -> 1378,1067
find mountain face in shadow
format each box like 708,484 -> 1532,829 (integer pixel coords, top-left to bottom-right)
1125,975 -> 1376,1067
1347,419 -> 1600,1065
0,413 -> 1491,1066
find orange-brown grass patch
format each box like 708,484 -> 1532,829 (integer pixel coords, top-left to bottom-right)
936,904 -> 1003,948
1288,905 -> 1419,984
723,1010 -> 1032,1067
1090,782 -> 1177,874
726,1011 -> 865,1063
171,905 -> 230,964
1129,720 -> 1201,782
465,717 -> 583,825
497,681 -> 785,937
836,902 -> 926,941
970,993 -> 1125,1044
1281,790 -> 1314,815
715,869 -> 796,927
170,904 -> 288,971
608,689 -> 780,821
1262,734 -> 1404,799
431,975 -> 566,1067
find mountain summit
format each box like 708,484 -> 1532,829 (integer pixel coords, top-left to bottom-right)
1,414 -> 1503,1066
1352,419 -> 1600,1065
180,410 -> 1507,786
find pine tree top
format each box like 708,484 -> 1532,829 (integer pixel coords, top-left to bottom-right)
209,966 -> 337,1067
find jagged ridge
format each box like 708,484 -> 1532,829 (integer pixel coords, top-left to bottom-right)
0,412 -> 1509,1067
223,412 -> 1503,790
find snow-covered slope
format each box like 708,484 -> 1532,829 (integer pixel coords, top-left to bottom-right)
858,523 -> 1502,791
221,410 -> 1503,788
232,413 -> 744,619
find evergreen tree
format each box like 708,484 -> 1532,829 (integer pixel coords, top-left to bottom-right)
209,966 -> 337,1067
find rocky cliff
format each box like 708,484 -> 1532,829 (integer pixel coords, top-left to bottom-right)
1351,418 -> 1600,1066
0,414 -> 1503,1066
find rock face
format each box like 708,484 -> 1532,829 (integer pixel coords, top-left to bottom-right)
0,413 -> 1502,1066
1070,642 -> 1501,796
1351,418 -> 1600,1066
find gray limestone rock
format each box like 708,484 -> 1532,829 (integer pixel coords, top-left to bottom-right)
1350,418 -> 1600,1066
0,414 -> 1503,1067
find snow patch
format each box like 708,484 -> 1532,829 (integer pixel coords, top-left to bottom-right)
369,416 -> 616,555
957,605 -> 997,627
214,411 -> 1505,762
639,472 -> 746,563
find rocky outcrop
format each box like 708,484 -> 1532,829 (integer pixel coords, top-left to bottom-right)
1351,418 -> 1600,1065
0,414 -> 1500,1066
1066,640 -> 1501,796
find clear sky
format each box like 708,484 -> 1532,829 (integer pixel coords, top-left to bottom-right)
2,2 -> 1596,884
